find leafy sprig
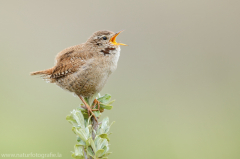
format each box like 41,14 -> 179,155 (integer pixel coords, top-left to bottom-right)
67,94 -> 115,159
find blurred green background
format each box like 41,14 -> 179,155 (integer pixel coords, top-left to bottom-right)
0,0 -> 240,159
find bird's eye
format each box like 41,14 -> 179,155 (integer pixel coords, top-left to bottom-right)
102,36 -> 107,40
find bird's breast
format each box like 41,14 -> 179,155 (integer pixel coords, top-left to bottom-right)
104,46 -> 120,73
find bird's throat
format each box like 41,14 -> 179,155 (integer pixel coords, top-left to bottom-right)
100,47 -> 116,55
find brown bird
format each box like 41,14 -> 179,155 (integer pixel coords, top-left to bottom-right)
31,30 -> 126,120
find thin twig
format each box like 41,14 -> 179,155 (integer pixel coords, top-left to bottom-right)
89,116 -> 98,159
83,148 -> 88,159
92,117 -> 98,140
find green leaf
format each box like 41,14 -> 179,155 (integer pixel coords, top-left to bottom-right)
100,103 -> 113,110
87,147 -> 94,158
71,144 -> 84,159
77,139 -> 86,146
102,152 -> 112,157
110,121 -> 115,127
89,138 -> 96,153
99,134 -> 110,142
107,100 -> 115,105
73,110 -> 85,129
84,127 -> 89,139
99,134 -> 108,138
95,149 -> 105,158
71,153 -> 84,159
78,107 -> 86,112
102,146 -> 109,156
73,127 -> 88,142
101,117 -> 109,133
97,94 -> 111,104
95,136 -> 108,151
93,110 -> 101,117
66,115 -> 78,126
99,139 -> 108,150
76,136 -> 81,142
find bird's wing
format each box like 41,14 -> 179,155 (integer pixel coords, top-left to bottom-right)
50,47 -> 92,79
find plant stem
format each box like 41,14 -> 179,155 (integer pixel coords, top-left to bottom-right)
92,117 -> 98,140
83,148 -> 88,159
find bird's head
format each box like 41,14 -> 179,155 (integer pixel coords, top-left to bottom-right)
86,30 -> 127,48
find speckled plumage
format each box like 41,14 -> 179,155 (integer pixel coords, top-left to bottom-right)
31,30 -> 124,97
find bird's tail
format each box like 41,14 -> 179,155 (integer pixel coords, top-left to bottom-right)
30,68 -> 53,76
30,68 -> 54,83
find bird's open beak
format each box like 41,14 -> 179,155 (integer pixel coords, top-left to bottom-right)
110,30 -> 127,46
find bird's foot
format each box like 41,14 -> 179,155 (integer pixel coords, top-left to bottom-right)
91,99 -> 100,110
79,96 -> 98,122
92,99 -> 104,113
